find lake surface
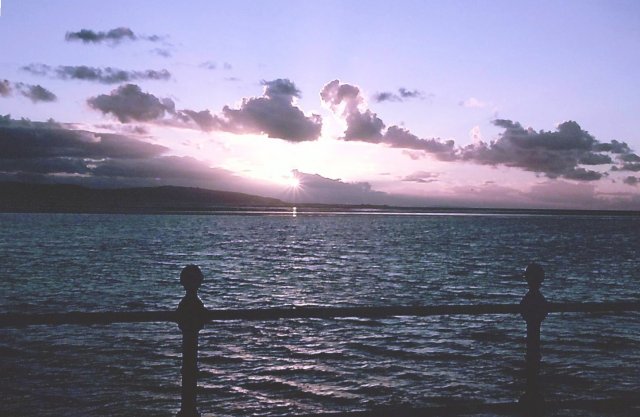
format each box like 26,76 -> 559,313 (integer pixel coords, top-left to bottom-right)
0,212 -> 639,416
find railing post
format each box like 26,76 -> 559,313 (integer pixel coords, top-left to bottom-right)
519,263 -> 548,416
176,265 -> 207,417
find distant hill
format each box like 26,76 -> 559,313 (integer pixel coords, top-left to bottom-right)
0,182 -> 288,213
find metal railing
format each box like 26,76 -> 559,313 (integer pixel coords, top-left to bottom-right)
1,263 -> 639,417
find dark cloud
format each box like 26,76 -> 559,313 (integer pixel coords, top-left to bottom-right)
92,156 -> 227,180
0,118 -> 166,160
623,176 -> 639,186
178,78 -> 322,141
0,116 -> 179,186
592,140 -> 631,154
621,153 -> 640,162
151,48 -> 172,58
87,84 -> 175,123
399,88 -> 422,99
402,171 -> 440,183
0,116 -> 243,189
0,116 -> 285,194
384,126 -> 456,160
0,80 -> 11,97
321,80 -> 385,142
373,92 -> 401,103
65,27 -> 160,44
373,87 -> 424,103
579,153 -> 612,165
200,61 -> 218,70
460,120 -> 635,181
87,80 -> 322,142
290,170 -> 390,204
22,64 -> 171,84
176,109 -> 217,131
321,80 -> 454,155
15,83 -> 57,103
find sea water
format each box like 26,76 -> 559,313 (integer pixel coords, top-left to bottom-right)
0,212 -> 638,416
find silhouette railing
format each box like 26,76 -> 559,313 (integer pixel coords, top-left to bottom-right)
1,264 -> 639,417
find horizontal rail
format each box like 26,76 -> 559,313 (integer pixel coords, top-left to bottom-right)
297,395 -> 640,417
1,301 -> 638,327
0,311 -> 176,326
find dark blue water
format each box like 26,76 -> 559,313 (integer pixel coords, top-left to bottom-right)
0,212 -> 638,416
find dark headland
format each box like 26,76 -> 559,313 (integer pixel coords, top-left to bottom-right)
0,182 -> 286,213
0,181 -> 638,216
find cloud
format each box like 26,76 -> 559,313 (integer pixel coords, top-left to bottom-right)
623,176 -> 639,186
321,80 -> 454,156
199,61 -> 232,71
611,152 -> 640,172
321,80 -> 386,142
178,79 -> 323,141
384,126 -> 456,160
65,27 -> 161,44
0,117 -> 166,160
402,171 -> 440,183
459,97 -> 488,109
616,163 -> 640,172
0,80 -> 11,97
200,61 -> 218,70
15,83 -> 57,103
87,80 -> 322,142
460,119 -> 637,181
290,170 -> 390,204
526,180 -> 612,209
87,84 -> 175,123
373,87 -> 424,103
22,64 -> 171,84
151,48 -> 172,58
324,81 -> 640,183
0,115 -> 254,190
91,156 -> 228,180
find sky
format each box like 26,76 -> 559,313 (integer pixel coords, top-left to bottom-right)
1,0 -> 639,209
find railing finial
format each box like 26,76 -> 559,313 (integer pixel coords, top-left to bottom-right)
180,264 -> 203,293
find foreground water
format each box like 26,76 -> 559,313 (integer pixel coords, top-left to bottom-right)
0,212 -> 638,416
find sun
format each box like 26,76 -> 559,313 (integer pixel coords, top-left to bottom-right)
287,176 -> 301,189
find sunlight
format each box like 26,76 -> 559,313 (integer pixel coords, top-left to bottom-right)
287,176 -> 301,189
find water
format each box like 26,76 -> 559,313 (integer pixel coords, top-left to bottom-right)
0,212 -> 638,416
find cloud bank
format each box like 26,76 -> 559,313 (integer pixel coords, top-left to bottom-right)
0,116 -> 253,191
65,27 -> 161,44
88,79 -> 323,142
323,80 -> 639,183
23,64 -> 171,84
460,119 -> 638,181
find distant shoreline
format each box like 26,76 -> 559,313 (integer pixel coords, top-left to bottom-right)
1,182 -> 638,216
